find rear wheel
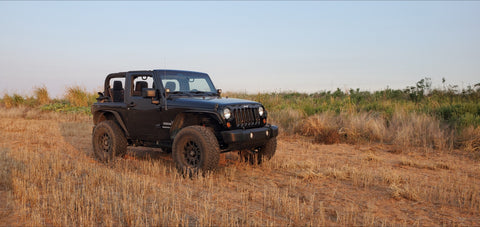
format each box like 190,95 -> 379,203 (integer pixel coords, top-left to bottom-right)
172,126 -> 220,174
239,137 -> 277,165
92,120 -> 127,162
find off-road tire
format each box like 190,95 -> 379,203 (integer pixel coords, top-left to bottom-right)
239,137 -> 277,165
172,126 -> 220,174
92,120 -> 127,162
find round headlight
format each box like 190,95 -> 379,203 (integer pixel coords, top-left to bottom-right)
223,108 -> 231,120
258,106 -> 264,116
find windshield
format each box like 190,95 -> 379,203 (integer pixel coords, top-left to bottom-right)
160,72 -> 217,94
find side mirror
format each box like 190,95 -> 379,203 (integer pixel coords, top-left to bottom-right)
142,88 -> 156,98
217,89 -> 222,97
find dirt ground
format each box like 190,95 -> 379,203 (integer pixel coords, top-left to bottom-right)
0,109 -> 479,226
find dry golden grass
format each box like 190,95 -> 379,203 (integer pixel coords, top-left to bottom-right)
457,126 -> 480,158
268,108 -> 306,134
295,111 -> 388,144
0,107 -> 479,226
1,94 -> 24,109
389,111 -> 451,150
33,86 -> 50,106
296,111 -> 457,152
296,111 -> 341,144
65,85 -> 90,107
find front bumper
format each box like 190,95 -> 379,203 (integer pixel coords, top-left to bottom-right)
221,125 -> 278,144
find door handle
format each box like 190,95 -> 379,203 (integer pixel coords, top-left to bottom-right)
128,102 -> 136,107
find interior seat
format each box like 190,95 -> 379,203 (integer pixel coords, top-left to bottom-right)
133,81 -> 148,96
112,81 -> 124,102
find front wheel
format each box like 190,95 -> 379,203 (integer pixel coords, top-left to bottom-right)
92,120 -> 127,162
172,126 -> 220,174
239,138 -> 277,165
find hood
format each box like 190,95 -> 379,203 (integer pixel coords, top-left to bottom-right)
167,96 -> 260,110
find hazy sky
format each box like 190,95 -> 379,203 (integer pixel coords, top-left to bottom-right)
1,1 -> 479,97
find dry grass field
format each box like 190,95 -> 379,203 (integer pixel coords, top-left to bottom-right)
0,107 -> 479,226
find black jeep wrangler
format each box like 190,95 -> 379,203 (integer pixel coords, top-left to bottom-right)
92,70 -> 278,173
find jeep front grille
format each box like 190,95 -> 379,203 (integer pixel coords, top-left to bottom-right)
232,107 -> 261,128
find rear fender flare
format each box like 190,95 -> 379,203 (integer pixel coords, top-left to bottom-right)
94,111 -> 130,137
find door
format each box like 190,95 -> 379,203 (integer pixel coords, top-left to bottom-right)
125,72 -> 169,141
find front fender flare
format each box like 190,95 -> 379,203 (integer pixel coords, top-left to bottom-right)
169,111 -> 224,140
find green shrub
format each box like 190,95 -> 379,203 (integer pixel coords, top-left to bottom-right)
40,101 -> 91,115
